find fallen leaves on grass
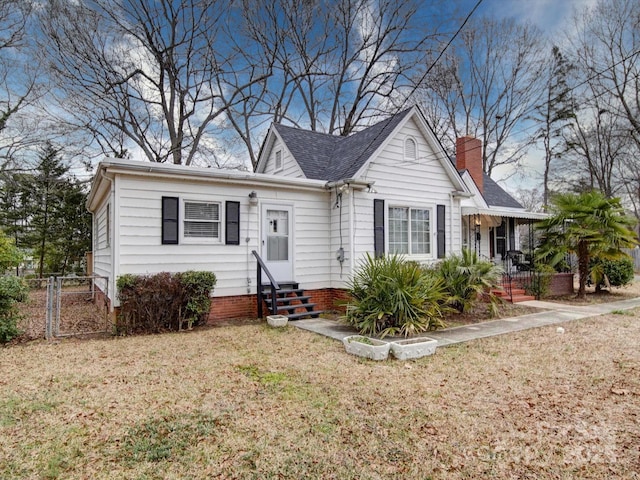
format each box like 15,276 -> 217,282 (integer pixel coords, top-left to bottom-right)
1,311 -> 640,479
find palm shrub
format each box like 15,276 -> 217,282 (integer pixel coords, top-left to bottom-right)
536,191 -> 637,298
344,254 -> 447,338
436,248 -> 503,315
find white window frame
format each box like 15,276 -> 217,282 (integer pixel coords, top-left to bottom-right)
404,136 -> 418,161
181,199 -> 222,244
387,205 -> 433,258
274,150 -> 283,172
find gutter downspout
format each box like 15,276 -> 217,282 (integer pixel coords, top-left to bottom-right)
349,187 -> 356,283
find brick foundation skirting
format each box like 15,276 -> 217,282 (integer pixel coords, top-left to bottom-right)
207,288 -> 352,324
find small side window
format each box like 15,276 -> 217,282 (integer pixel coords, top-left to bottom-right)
274,150 -> 283,172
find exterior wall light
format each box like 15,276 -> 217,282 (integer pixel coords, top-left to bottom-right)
248,191 -> 258,206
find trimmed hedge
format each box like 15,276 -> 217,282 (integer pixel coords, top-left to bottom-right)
116,271 -> 216,335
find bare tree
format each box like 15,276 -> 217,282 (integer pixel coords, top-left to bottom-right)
416,16 -> 546,177
232,0 -> 438,169
561,101 -> 630,198
0,0 -> 44,171
572,0 -> 640,149
39,0 -> 273,166
554,0 -> 640,211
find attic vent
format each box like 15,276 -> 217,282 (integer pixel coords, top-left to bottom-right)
275,150 -> 283,171
404,137 -> 417,161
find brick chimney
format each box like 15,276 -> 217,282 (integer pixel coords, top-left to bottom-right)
456,136 -> 483,193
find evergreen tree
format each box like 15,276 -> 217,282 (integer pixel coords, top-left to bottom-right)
0,143 -> 91,277
534,46 -> 575,209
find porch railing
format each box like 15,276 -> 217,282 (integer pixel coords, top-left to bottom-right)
501,250 -> 539,300
252,250 -> 279,317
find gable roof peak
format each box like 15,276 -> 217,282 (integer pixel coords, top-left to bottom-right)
271,107 -> 416,181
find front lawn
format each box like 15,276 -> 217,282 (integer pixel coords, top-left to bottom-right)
1,312 -> 639,479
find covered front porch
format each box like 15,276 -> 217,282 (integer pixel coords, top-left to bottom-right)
461,207 -> 548,301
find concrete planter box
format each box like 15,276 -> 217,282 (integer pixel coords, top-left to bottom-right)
266,315 -> 288,328
343,335 -> 390,361
390,337 -> 437,360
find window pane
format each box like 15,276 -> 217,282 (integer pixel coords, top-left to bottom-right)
184,221 -> 219,238
389,207 -> 408,254
184,202 -> 219,238
185,202 -> 218,221
411,209 -> 430,254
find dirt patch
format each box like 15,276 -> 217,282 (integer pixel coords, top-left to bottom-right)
544,278 -> 640,305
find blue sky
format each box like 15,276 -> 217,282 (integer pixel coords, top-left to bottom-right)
465,0 -> 596,34
450,0 -> 600,195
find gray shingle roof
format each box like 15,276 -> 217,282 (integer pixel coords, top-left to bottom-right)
273,108 -> 413,181
482,174 -> 523,208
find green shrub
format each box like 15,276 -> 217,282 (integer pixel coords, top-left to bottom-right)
116,271 -> 216,335
524,264 -> 556,298
436,248 -> 503,315
175,271 -> 217,328
589,256 -> 634,289
0,276 -> 28,343
344,254 -> 448,338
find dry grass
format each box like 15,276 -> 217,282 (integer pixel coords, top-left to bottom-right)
2,305 -> 640,479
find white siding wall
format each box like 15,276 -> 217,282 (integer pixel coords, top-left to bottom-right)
349,117 -> 463,275
114,175 -> 330,300
262,138 -> 305,177
328,188 -> 353,287
92,194 -> 112,296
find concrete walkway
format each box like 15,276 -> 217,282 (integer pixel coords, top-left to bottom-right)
293,296 -> 640,347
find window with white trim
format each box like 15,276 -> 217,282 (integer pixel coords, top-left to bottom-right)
184,201 -> 220,239
274,150 -> 283,171
388,207 -> 431,255
404,137 -> 417,161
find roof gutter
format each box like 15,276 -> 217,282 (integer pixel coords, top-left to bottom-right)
92,158 -> 329,192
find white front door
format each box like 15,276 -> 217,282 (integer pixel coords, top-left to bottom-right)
261,204 -> 293,282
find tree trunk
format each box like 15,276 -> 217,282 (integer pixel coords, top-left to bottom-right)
577,240 -> 589,299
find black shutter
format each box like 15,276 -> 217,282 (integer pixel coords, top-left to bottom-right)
162,196 -> 179,244
225,201 -> 240,245
437,204 -> 446,258
508,218 -> 516,251
374,199 -> 385,257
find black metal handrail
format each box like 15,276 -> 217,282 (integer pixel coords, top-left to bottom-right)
502,250 -> 539,300
252,250 -> 280,317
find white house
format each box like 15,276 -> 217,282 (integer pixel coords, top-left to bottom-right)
86,106 -> 544,321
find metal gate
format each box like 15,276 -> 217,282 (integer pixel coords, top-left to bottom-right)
45,275 -> 110,339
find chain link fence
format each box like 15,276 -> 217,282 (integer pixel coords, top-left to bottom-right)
17,275 -> 111,340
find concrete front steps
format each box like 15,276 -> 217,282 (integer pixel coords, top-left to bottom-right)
491,283 -> 535,303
